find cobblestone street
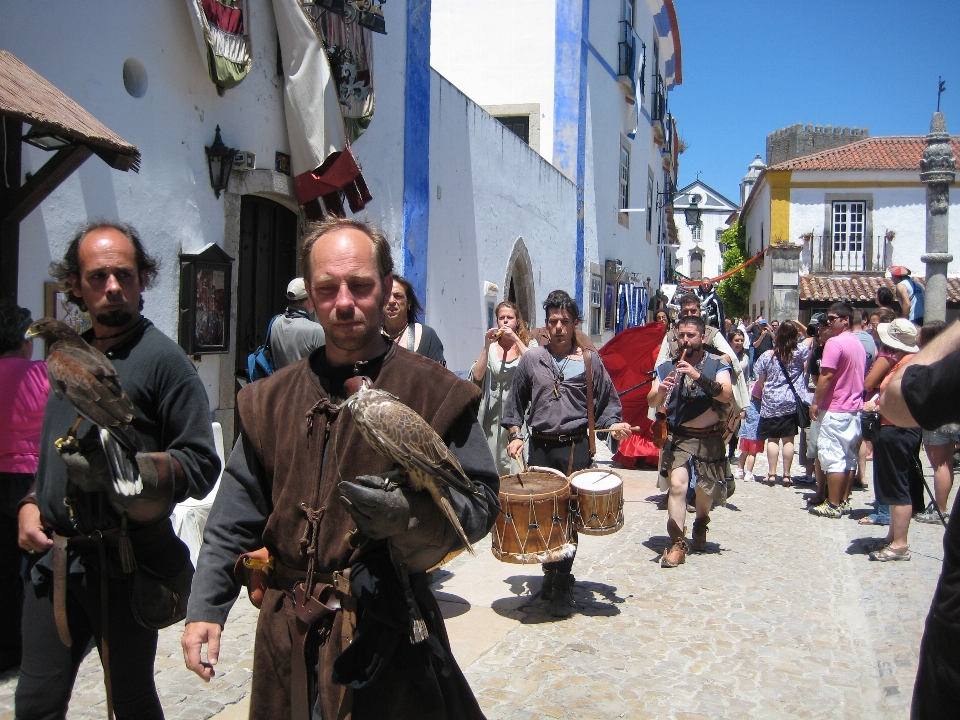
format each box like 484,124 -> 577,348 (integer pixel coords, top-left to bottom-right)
0,448 -> 950,719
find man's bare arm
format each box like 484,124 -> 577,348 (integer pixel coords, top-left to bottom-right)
881,320 -> 960,427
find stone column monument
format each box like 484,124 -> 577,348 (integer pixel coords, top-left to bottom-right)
920,111 -> 956,324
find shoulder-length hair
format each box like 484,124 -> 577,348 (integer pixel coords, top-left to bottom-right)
391,276 -> 423,324
774,319 -> 800,365
494,301 -> 529,344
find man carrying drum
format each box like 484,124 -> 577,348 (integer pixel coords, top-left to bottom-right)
502,290 -> 631,617
647,315 -> 733,568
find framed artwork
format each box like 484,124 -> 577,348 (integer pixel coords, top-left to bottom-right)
178,244 -> 233,355
44,281 -> 91,334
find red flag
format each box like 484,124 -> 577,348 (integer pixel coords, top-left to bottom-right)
598,324 -> 666,468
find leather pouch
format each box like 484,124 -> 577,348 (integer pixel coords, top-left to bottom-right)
129,561 -> 193,630
652,412 -> 668,449
233,547 -> 274,609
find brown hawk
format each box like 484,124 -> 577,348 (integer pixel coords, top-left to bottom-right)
26,318 -> 143,494
342,379 -> 488,554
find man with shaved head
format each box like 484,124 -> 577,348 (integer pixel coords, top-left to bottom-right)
182,218 -> 499,720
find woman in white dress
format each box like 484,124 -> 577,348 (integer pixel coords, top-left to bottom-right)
469,301 -> 529,475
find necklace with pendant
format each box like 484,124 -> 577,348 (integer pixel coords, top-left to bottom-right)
551,355 -> 570,398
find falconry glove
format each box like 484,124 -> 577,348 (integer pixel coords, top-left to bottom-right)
340,475 -> 456,573
56,425 -> 114,493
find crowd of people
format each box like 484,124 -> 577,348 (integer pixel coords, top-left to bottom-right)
2,216 -> 959,718
718,299 -> 956,565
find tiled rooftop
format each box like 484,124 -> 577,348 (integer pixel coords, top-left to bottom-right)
799,274 -> 960,304
770,136 -> 960,172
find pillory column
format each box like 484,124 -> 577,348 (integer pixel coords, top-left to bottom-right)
920,111 -> 955,323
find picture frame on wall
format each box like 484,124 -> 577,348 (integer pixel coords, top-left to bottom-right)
178,244 -> 233,355
43,281 -> 92,334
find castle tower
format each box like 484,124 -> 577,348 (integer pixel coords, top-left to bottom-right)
765,123 -> 869,166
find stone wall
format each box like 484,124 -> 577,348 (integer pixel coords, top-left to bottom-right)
766,123 -> 869,166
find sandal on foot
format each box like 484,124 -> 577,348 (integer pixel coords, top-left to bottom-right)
858,514 -> 889,526
781,476 -> 794,487
869,545 -> 911,562
862,538 -> 892,554
764,474 -> 777,486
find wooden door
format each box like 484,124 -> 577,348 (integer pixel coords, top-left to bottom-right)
234,195 -> 299,378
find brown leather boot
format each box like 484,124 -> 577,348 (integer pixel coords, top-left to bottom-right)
661,519 -> 688,568
692,516 -> 710,552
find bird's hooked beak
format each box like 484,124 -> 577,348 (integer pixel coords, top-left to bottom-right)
24,324 -> 40,341
343,376 -> 372,398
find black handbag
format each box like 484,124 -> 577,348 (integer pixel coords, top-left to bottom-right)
777,355 -> 811,430
861,410 -> 881,442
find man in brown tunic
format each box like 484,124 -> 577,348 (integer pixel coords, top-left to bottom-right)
181,219 -> 500,720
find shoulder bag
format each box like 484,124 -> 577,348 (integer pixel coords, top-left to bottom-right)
776,354 -> 811,429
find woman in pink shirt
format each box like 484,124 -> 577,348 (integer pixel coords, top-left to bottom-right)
0,305 -> 50,671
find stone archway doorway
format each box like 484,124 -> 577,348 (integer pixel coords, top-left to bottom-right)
504,237 -> 536,328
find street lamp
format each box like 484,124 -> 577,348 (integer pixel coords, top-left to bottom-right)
684,193 -> 703,227
205,126 -> 235,199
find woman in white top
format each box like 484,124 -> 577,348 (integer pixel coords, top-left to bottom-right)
469,301 -> 529,475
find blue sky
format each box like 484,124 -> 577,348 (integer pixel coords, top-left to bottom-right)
669,0 -> 960,204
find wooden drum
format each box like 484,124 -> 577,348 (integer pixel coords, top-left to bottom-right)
569,469 -> 624,536
492,472 -> 573,564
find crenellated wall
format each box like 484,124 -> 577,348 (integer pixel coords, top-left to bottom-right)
766,123 -> 870,166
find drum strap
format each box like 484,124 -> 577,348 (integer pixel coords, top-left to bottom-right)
584,351 -> 596,458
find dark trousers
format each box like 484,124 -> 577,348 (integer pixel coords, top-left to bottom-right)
15,561 -> 164,720
529,436 -> 591,574
0,472 -> 33,668
912,609 -> 960,718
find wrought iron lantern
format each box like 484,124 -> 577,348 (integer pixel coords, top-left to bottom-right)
205,126 -> 235,199
684,193 -> 703,227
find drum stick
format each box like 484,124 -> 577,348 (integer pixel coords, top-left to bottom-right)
594,426 -> 643,435
514,453 -> 527,474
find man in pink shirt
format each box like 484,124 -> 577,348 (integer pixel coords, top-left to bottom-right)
809,302 -> 866,518
0,305 -> 50,671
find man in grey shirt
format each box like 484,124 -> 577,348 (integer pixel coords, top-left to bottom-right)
503,290 -> 630,617
269,277 -> 325,369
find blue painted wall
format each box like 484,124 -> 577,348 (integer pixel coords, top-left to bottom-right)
553,0 -> 589,310
402,0 -> 432,307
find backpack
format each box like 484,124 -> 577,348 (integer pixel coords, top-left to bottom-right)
909,277 -> 925,320
247,314 -> 279,382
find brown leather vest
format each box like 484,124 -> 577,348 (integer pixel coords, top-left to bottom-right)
236,343 -> 482,577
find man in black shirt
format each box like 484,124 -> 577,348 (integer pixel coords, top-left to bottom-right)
880,319 -> 960,718
16,223 -> 220,719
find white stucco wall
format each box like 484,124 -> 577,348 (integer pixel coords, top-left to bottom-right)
430,0 -> 676,317
789,183 -> 960,275
3,1 -> 291,411
430,0 -> 556,163
744,182 -> 771,317
428,74 -> 576,373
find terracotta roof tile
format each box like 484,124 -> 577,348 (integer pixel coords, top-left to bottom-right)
799,274 -> 960,305
770,136 -> 960,172
0,50 -> 139,171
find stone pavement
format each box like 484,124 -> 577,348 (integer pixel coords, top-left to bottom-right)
0,446 -> 951,719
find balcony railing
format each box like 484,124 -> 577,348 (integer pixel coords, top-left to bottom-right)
652,73 -> 667,124
801,235 -> 893,274
617,21 -> 633,78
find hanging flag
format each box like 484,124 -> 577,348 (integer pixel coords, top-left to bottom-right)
187,0 -> 253,91
315,10 -> 376,143
598,323 -> 665,468
273,0 -> 372,215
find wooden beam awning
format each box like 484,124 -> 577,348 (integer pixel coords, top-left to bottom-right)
0,50 -> 140,172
